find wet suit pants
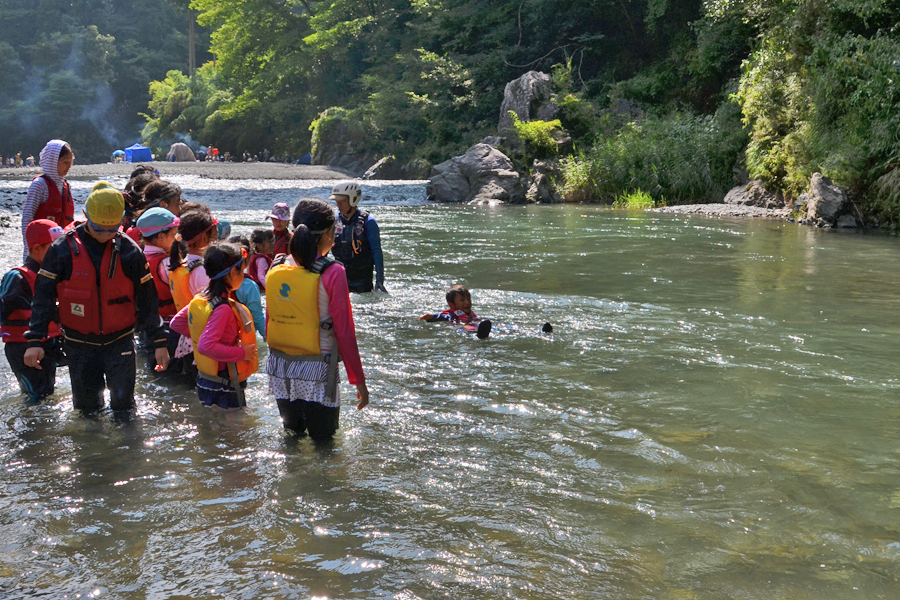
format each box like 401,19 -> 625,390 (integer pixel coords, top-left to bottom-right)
276,399 -> 340,441
4,339 -> 63,402
65,335 -> 136,414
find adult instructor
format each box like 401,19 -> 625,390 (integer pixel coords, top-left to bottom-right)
329,181 -> 387,293
24,182 -> 170,415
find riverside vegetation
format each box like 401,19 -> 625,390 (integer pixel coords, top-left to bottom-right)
3,1 -> 900,228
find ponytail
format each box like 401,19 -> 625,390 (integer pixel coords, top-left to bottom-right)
201,242 -> 243,300
289,197 -> 336,271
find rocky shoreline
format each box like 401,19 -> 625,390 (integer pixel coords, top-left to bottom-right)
653,203 -> 793,220
0,161 -> 352,182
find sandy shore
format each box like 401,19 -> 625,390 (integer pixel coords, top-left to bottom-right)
0,161 -> 353,181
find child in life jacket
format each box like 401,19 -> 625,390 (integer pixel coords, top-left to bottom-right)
227,235 -> 266,341
21,140 -> 75,259
170,242 -> 259,409
168,208 -> 217,362
1,220 -> 65,402
266,198 -> 369,441
136,207 -> 182,372
247,229 -> 274,291
23,183 -> 170,415
419,284 -> 492,339
266,202 -> 292,258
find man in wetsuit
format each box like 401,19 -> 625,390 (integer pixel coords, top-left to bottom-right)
24,182 -> 170,415
329,181 -> 387,293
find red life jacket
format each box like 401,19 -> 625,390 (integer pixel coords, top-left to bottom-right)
146,252 -> 176,318
0,266 -> 62,343
57,231 -> 137,335
246,253 -> 272,288
272,229 -> 290,258
33,175 -> 75,228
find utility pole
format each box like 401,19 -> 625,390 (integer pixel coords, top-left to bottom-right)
189,8 -> 196,77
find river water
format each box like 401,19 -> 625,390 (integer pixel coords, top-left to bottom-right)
1,176 -> 899,599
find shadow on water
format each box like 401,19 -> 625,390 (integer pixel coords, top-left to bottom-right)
1,180 -> 900,598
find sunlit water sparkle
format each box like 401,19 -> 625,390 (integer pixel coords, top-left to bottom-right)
0,177 -> 899,598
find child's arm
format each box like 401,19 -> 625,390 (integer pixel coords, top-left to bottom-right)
322,264 -> 364,385
169,304 -> 191,337
236,281 -> 266,340
419,311 -> 451,322
197,305 -> 247,363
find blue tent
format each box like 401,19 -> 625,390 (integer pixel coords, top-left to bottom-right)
296,153 -> 312,165
125,144 -> 152,163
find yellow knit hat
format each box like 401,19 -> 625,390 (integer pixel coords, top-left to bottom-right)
86,181 -> 125,227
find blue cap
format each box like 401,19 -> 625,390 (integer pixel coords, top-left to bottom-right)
217,220 -> 232,240
136,207 -> 180,237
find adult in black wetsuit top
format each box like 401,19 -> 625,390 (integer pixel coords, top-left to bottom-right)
329,181 -> 387,293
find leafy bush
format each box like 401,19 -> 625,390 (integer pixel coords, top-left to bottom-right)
509,112 -> 564,161
561,103 -> 746,204
613,189 -> 663,209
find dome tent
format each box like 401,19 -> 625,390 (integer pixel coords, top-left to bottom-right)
167,142 -> 196,162
125,144 -> 152,163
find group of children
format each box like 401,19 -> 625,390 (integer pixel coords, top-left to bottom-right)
2,138 -> 503,441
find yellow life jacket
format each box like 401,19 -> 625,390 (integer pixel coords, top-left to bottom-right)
187,295 -> 259,382
169,258 -> 202,311
265,262 -> 328,356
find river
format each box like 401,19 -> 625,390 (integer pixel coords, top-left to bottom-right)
0,176 -> 898,599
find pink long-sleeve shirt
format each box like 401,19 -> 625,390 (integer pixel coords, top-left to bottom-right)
266,257 -> 364,385
171,297 -> 245,374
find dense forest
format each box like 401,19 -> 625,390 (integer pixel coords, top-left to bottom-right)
3,1 -> 900,226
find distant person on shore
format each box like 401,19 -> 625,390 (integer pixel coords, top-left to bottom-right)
330,181 -> 386,293
170,242 -> 259,409
21,140 -> 75,259
266,202 -> 292,258
23,183 -> 170,415
266,197 -> 368,440
247,229 -> 274,290
227,235 -> 266,340
1,220 -> 65,402
419,284 -> 492,339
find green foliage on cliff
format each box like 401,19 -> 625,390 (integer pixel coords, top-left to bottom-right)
4,0 -> 900,226
0,0 -> 210,163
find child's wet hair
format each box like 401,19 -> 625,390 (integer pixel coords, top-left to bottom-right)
250,228 -> 275,250
202,242 -> 243,299
290,197 -> 335,269
169,209 -> 216,270
228,235 -> 252,266
142,180 -> 182,209
446,284 -> 471,305
58,143 -> 74,161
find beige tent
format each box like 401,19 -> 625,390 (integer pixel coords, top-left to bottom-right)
167,142 -> 196,162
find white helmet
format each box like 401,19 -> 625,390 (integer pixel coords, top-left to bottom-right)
329,180 -> 362,207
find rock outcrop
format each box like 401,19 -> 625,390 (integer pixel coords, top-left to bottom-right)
427,143 -> 526,204
806,173 -> 850,226
498,71 -> 558,134
723,180 -> 785,209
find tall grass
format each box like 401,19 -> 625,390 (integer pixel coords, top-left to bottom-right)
561,104 -> 746,205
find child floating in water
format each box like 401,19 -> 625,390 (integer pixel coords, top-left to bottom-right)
419,284 -> 493,339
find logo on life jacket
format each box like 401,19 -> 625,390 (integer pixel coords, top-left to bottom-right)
71,303 -> 85,317
279,283 -> 291,298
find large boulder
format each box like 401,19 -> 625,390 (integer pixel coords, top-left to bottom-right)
806,173 -> 850,226
498,71 -> 558,134
723,180 -> 784,209
428,143 -> 526,204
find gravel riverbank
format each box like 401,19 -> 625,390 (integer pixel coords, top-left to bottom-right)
0,161 -> 352,182
653,203 -> 793,220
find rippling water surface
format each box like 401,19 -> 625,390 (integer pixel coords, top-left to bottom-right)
1,176 -> 899,599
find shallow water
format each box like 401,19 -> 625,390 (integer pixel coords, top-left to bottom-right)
1,177 -> 899,599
